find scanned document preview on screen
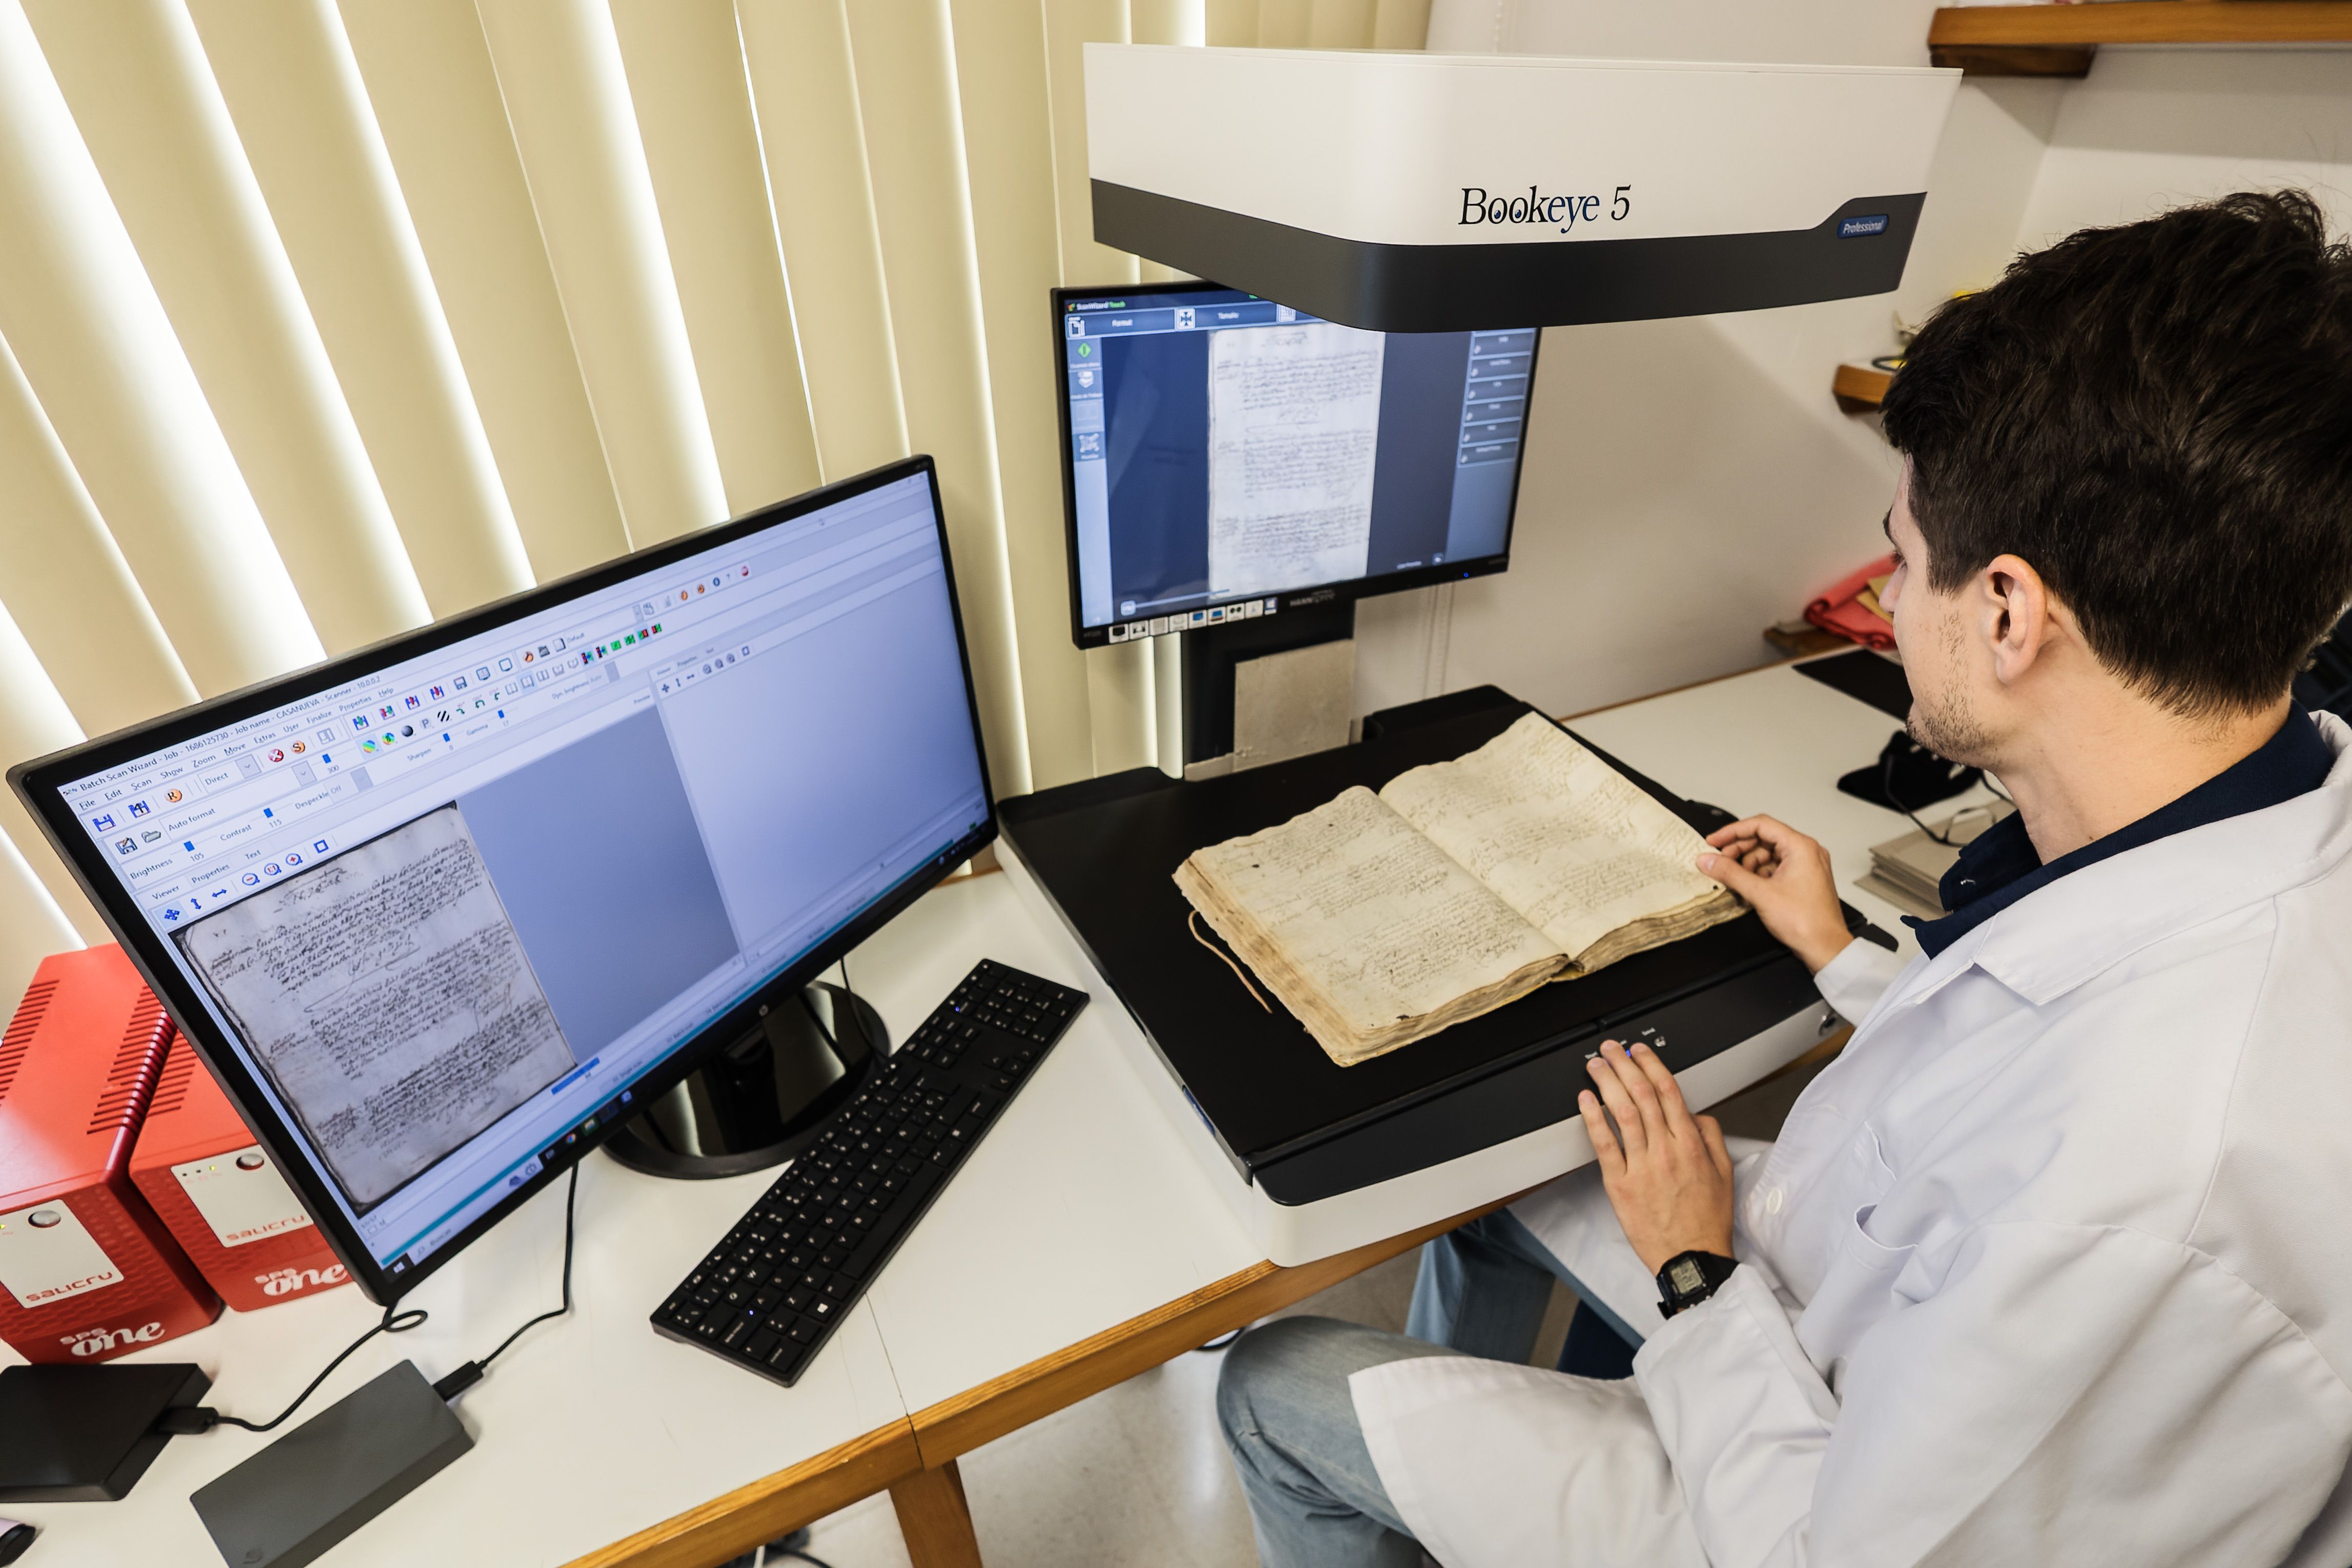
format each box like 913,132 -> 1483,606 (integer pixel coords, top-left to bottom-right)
1207,322 -> 1385,598
176,804 -> 576,1209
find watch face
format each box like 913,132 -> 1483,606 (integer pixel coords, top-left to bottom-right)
1668,1257 -> 1707,1295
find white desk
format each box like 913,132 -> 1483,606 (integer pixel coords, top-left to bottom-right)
5,1134 -> 912,1567
6,654 -> 1931,1568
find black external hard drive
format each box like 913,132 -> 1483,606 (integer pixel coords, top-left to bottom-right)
0,1361 -> 212,1502
190,1360 -> 471,1568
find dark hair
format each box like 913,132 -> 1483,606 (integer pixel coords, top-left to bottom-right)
1881,190 -> 2352,717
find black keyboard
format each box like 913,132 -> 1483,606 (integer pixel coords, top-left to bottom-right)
651,960 -> 1088,1385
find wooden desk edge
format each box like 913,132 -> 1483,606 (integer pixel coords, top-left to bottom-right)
905,1193 -> 1526,1466
906,1026 -> 1854,1468
562,1418 -> 924,1568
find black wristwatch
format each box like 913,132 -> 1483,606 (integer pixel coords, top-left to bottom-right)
1656,1250 -> 1740,1318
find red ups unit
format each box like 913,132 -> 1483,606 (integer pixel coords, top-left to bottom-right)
130,1039 -> 347,1311
0,947 -> 220,1363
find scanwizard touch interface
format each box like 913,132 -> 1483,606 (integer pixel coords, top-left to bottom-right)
1056,281 -> 1536,647
38,469 -> 989,1288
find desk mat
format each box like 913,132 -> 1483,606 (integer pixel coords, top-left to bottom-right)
1796,647 -> 1912,720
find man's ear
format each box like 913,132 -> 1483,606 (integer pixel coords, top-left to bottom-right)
1979,553 -> 2053,687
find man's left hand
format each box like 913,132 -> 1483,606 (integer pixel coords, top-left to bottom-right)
1579,1040 -> 1736,1275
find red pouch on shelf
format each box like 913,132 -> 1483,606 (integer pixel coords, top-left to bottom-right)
1804,553 -> 1899,651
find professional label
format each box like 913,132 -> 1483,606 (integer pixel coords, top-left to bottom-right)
173,1145 -> 315,1248
1839,214 -> 1890,238
0,1199 -> 123,1309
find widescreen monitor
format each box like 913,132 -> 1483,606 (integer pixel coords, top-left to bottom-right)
1054,281 -> 1537,649
11,458 -> 994,1304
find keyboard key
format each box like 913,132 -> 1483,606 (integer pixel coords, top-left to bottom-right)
652,960 -> 1087,1385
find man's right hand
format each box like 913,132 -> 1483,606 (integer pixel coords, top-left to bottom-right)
1697,816 -> 1853,974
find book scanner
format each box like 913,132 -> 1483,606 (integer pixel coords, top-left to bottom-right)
999,689 -> 1887,1266
1013,51 -> 1931,1260
1081,45 -> 1959,333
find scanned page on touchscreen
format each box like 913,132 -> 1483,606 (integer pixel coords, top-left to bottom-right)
1207,322 -> 1385,598
175,804 -> 575,1209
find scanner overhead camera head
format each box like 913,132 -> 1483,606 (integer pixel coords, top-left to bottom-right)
1081,46 -> 1962,332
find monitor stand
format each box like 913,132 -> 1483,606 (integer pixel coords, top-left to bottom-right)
603,981 -> 887,1180
1181,599 -> 1356,777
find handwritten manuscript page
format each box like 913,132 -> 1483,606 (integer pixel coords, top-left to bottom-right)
176,804 -> 575,1207
1205,322 -> 1385,600
1380,714 -> 1738,974
1173,787 -> 1563,1066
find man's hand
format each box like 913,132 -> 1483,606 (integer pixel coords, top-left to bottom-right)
1579,1040 -> 1735,1276
1698,815 -> 1852,974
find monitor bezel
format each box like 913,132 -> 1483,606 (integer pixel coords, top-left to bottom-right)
9,455 -> 998,1306
1049,279 -> 1536,650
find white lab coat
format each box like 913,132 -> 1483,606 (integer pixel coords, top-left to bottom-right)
1352,713 -> 2352,1568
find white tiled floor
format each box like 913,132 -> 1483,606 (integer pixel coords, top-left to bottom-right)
791,1253 -> 1574,1568
789,1061 -> 1818,1567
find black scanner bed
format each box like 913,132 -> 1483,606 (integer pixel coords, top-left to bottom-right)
999,687 -> 1864,1206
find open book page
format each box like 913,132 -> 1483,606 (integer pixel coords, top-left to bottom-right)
1206,322 -> 1385,599
1174,786 -> 1564,1066
175,804 -> 575,1208
1378,713 -> 1741,973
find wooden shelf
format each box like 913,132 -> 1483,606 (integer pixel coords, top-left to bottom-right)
1765,623 -> 1853,657
1833,361 -> 1893,412
1930,2 -> 2352,78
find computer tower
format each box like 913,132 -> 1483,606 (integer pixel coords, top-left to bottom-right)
130,1039 -> 347,1312
0,947 -> 220,1363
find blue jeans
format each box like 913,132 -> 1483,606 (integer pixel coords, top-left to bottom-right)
1408,1207 -> 1644,1372
1218,1211 -> 1642,1568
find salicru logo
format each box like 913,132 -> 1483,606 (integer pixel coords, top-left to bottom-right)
24,1267 -> 122,1303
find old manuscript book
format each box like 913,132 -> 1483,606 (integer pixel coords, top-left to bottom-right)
1173,713 -> 1741,1066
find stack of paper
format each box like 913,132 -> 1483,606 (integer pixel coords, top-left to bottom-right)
1856,800 -> 2015,921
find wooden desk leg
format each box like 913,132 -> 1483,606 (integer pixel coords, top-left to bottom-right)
890,1461 -> 983,1568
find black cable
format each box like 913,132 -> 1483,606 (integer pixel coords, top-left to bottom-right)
201,1298 -> 429,1435
768,1549 -> 838,1568
432,1163 -> 580,1400
1193,1329 -> 1243,1352
1883,749 -> 2005,848
163,1163 -> 582,1434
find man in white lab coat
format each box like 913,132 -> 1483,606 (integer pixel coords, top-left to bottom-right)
1215,190 -> 2352,1566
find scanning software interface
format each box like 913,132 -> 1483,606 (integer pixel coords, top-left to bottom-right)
1060,285 -> 1533,639
58,474 -> 988,1278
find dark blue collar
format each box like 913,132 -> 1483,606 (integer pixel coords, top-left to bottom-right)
1909,704 -> 2334,959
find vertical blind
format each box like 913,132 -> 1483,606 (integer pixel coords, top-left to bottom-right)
0,0 -> 1432,1009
